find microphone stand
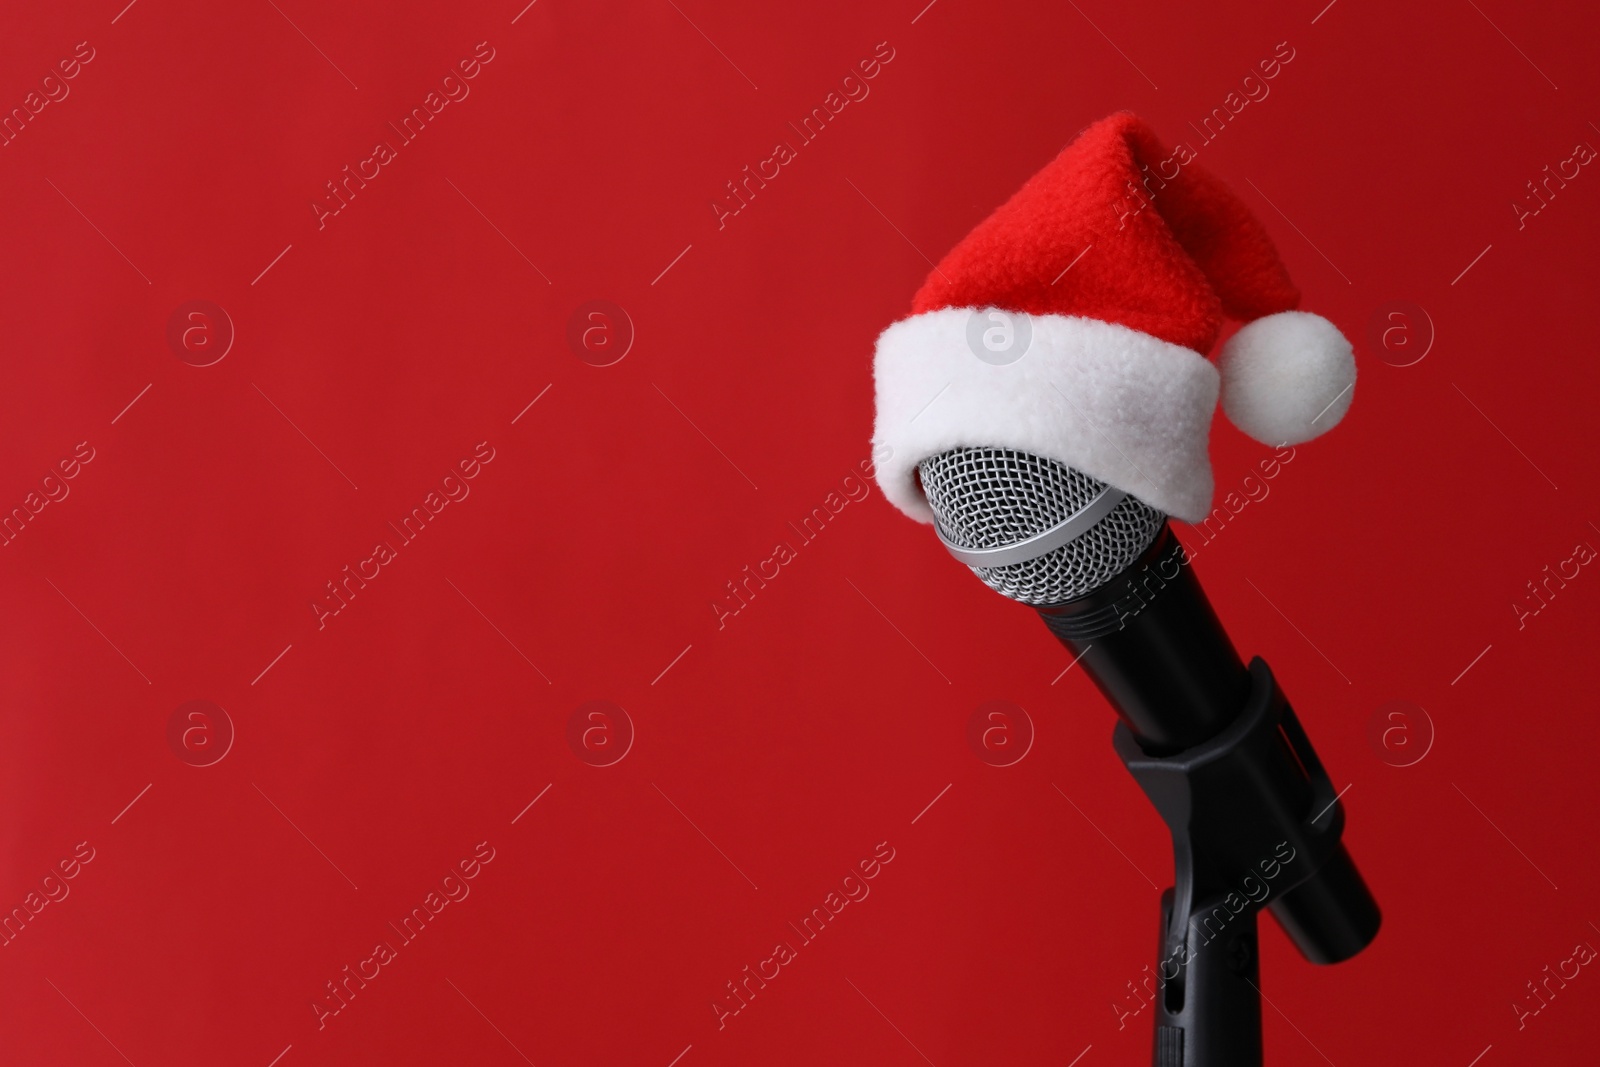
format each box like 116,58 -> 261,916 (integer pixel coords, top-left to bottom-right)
1035,527 -> 1379,1067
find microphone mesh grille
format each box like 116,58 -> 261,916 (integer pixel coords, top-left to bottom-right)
917,447 -> 1164,605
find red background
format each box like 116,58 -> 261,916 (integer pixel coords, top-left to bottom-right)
2,1 -> 1597,1064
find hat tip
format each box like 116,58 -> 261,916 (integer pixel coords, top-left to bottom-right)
1218,311 -> 1355,446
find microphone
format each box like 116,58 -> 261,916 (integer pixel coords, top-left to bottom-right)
917,444 -> 1380,966
870,112 -> 1374,1064
918,445 -> 1223,752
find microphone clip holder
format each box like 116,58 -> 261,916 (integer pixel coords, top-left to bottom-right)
1112,656 -> 1369,1067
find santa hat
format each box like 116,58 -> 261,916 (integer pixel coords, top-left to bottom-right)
872,112 -> 1355,525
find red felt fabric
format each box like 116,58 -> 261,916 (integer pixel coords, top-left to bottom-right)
909,112 -> 1302,354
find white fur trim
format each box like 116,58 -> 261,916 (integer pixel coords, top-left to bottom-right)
1218,311 -> 1355,446
872,307 -> 1221,524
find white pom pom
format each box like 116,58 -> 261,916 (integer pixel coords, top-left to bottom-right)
1218,311 -> 1355,445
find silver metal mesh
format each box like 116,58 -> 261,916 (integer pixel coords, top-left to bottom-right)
918,447 -> 1164,606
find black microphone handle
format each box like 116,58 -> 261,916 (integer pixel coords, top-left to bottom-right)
1037,524 -> 1249,755
1033,523 -> 1380,968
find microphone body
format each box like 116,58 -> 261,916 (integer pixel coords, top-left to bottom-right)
1037,524 -> 1379,965
917,447 -> 1379,1063
1036,525 -> 1246,754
